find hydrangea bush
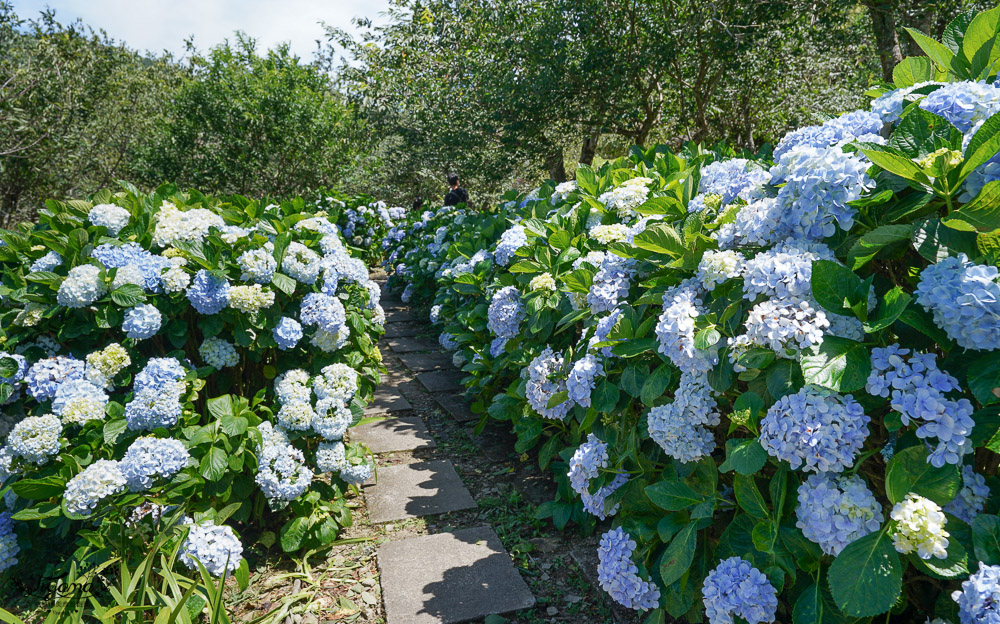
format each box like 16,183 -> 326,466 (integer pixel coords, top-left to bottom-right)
383,11 -> 1000,623
309,190 -> 407,265
0,182 -> 385,588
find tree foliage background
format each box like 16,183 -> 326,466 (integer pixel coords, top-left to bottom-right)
0,0 -> 993,221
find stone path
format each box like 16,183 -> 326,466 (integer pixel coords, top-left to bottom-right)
361,279 -> 535,623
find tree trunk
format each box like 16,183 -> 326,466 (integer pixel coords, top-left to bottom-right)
865,0 -> 903,82
544,145 -> 567,183
579,131 -> 600,166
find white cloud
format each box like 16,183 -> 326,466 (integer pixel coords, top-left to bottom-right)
12,0 -> 390,59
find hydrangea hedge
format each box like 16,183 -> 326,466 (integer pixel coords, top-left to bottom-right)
0,182 -> 386,590
384,10 -> 1000,623
309,189 -> 407,265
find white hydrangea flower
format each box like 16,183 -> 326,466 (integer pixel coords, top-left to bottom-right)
891,493 -> 950,560
529,273 -> 557,292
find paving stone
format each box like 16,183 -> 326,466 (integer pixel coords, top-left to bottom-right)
383,323 -> 423,338
351,416 -> 436,454
382,300 -> 407,310
398,351 -> 454,372
364,459 -> 476,522
386,309 -> 419,322
388,338 -> 438,353
417,370 -> 463,393
378,526 -> 535,624
434,393 -> 477,423
364,389 -> 413,415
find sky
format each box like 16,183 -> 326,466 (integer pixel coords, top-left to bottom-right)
11,0 -> 392,60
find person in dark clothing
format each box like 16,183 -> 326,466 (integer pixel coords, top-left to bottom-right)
443,173 -> 469,207
412,197 -> 423,212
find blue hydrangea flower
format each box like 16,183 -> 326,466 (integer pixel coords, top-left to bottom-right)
0,512 -> 19,573
125,388 -> 184,430
741,240 -> 835,301
88,203 -> 131,235
237,247 -> 277,284
867,345 -> 975,467
567,434 -> 626,519
91,243 -> 171,292
51,378 -> 108,426
26,355 -> 84,400
256,442 -> 313,507
339,461 -> 373,484
300,293 -> 346,334
30,251 -> 62,273
122,304 -> 162,340
953,563 -> 1000,623
439,332 -> 459,351
915,254 -> 1000,351
702,557 -> 778,624
119,436 -> 190,491
134,358 -> 187,391
273,317 -> 303,350
487,286 -> 525,340
647,371 -> 719,463
945,465 -> 990,524
796,473 -> 883,556
567,354 -> 603,408
494,225 -> 528,266
8,413 -> 62,465
63,459 -> 127,516
769,145 -> 874,239
187,270 -> 230,314
57,265 -> 107,308
588,309 -> 621,357
525,347 -> 573,420
655,280 -> 718,374
581,473 -> 628,519
489,337 -> 508,358
713,197 -> 786,249
283,242 -> 322,284
759,386 -> 869,473
773,110 -> 883,160
312,397 -> 354,440
696,158 -> 771,205
742,297 -> 830,356
0,353 -> 27,385
919,81 -> 1000,133
596,527 -> 661,611
180,523 -> 243,577
870,82 -> 943,123
588,255 -> 633,314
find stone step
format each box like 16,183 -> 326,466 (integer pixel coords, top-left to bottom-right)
398,351 -> 454,372
416,371 -> 464,393
378,526 -> 535,624
351,416 -> 436,454
386,310 -> 419,323
384,323 -> 425,339
364,459 -> 476,523
433,393 -> 477,423
364,389 -> 413,415
388,338 -> 439,353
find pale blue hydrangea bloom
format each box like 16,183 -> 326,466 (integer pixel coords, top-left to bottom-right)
588,255 -> 634,314
713,197 -> 786,249
769,145 -> 874,240
945,465 -> 990,524
568,434 -> 609,493
275,370 -> 311,404
256,442 -> 313,507
122,304 -> 162,340
773,110 -> 883,160
439,333 -> 459,351
489,337 -> 508,358
26,355 -> 84,400
8,414 -> 62,465
125,358 -> 187,430
566,354 -> 603,408
743,297 -> 830,356
915,254 -> 1000,351
199,336 -> 239,368
0,512 -> 19,573
919,81 -> 1000,133
135,357 -> 186,389
91,243 -> 171,292
300,292 -> 346,334
276,401 -> 316,431
57,265 -> 107,308
339,462 -> 373,484
581,473 -> 628,519
51,378 -> 108,426
960,151 -> 1000,203
588,309 -> 621,357
655,280 -> 718,374
283,242 -> 322,284
313,363 -> 358,402
429,305 -> 442,324
870,82 -> 943,123
63,459 -> 127,516
88,203 -> 132,235
759,386 -> 869,473
238,247 -> 277,284
596,527 -> 661,611
697,250 -> 743,290
119,436 -> 190,491
30,251 -> 62,273
867,345 -> 975,467
180,523 -> 243,577
187,270 -> 230,314
702,557 -> 778,624
0,353 -> 27,385
487,286 -> 525,340
796,472 -> 883,556
954,563 -> 1000,623
741,240 -> 835,301
312,397 -> 354,440
400,284 -> 415,303
525,347 -> 573,420
272,317 -> 303,350
696,158 -> 771,205
316,441 -> 347,473
647,371 -> 719,463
